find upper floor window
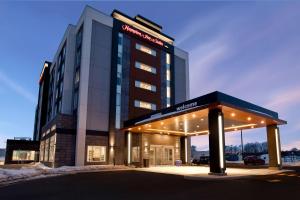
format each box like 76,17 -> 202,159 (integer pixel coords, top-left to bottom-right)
136,43 -> 156,56
135,61 -> 156,74
135,80 -> 156,92
134,100 -> 156,110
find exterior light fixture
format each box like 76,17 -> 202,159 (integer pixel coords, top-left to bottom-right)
197,125 -> 199,128
251,126 -> 254,129
247,117 -> 252,121
127,132 -> 131,164
275,128 -> 281,165
138,127 -> 141,130
261,120 -> 265,124
231,113 -> 236,117
160,122 -> 164,125
218,114 -> 224,169
192,114 -> 196,118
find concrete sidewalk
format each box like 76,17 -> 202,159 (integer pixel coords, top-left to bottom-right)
136,166 -> 293,180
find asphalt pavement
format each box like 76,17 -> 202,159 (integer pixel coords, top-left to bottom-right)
0,166 -> 299,200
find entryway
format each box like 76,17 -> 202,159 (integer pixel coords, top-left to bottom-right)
149,145 -> 174,166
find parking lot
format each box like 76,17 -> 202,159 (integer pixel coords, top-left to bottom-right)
0,166 -> 300,200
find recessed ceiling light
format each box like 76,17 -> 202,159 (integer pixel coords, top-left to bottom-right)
247,117 -> 252,121
197,125 -> 199,128
192,114 -> 196,118
128,128 -> 132,130
261,120 -> 265,124
138,127 -> 141,130
160,122 -> 164,125
231,113 -> 236,117
201,118 -> 204,121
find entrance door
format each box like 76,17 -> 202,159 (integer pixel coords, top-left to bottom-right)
149,145 -> 174,166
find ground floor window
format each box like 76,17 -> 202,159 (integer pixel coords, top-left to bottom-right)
44,138 -> 49,162
49,135 -> 56,162
87,146 -> 106,162
132,146 -> 140,162
12,150 -> 35,161
40,140 -> 45,161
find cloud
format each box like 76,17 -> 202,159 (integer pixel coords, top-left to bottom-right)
0,70 -> 36,103
282,140 -> 300,151
265,86 -> 300,113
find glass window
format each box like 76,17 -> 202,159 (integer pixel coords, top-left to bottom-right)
44,138 -> 49,162
49,135 -> 56,162
135,62 -> 156,74
40,140 -> 44,161
132,146 -> 140,162
136,43 -> 156,56
115,33 -> 123,129
135,80 -> 156,92
12,150 -> 35,161
166,53 -> 171,107
134,100 -> 156,110
87,146 -> 106,162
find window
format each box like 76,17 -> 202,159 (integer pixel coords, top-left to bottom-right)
115,33 -> 123,129
166,53 -> 171,107
40,140 -> 44,161
73,25 -> 83,112
87,146 -> 106,162
49,135 -> 56,162
136,43 -> 156,56
135,61 -> 156,74
135,80 -> 156,92
12,150 -> 35,161
44,138 -> 49,162
132,146 -> 140,162
134,100 -> 156,110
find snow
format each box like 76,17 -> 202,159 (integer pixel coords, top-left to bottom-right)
0,163 -> 128,185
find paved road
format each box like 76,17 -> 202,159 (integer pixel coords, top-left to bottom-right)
0,167 -> 299,200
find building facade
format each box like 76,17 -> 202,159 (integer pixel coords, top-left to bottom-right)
33,6 -> 190,167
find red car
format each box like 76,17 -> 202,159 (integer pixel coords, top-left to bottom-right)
244,155 -> 265,165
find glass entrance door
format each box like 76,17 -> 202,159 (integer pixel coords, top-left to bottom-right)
149,145 -> 174,166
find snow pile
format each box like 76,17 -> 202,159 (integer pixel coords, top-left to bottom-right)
283,161 -> 300,166
0,163 -> 128,184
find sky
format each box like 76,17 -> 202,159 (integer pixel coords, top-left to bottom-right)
0,1 -> 299,150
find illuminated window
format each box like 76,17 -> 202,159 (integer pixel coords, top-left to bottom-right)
115,33 -> 123,129
136,43 -> 156,56
87,146 -> 106,162
166,53 -> 171,107
135,61 -> 156,74
135,80 -> 156,92
12,150 -> 35,161
44,138 -> 49,162
40,141 -> 44,161
132,146 -> 140,162
134,100 -> 156,110
49,135 -> 56,162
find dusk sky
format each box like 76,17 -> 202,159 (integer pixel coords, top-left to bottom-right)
0,1 -> 299,150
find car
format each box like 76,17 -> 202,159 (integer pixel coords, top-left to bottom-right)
244,155 -> 265,165
192,156 -> 210,165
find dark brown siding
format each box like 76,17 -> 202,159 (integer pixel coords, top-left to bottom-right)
128,38 -> 162,119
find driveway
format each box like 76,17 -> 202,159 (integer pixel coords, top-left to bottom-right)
0,167 -> 300,200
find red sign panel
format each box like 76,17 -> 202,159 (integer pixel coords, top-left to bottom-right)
122,24 -> 164,46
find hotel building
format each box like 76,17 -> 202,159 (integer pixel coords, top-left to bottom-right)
6,6 -> 286,175
33,6 -> 190,167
